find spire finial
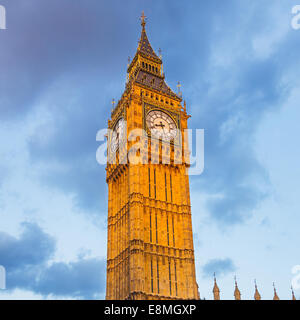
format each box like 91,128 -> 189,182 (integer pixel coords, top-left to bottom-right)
234,276 -> 241,300
158,48 -> 162,59
177,81 -> 182,97
111,99 -> 116,112
291,286 -> 296,301
213,273 -> 220,300
254,279 -> 261,300
273,282 -> 280,300
177,81 -> 181,92
140,11 -> 146,28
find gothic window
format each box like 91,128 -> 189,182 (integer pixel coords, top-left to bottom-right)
150,258 -> 154,293
154,168 -> 156,199
172,214 -> 175,246
168,259 -> 172,295
165,172 -> 168,201
148,167 -> 151,197
166,213 -> 169,246
170,174 -> 173,202
149,209 -> 152,242
157,258 -> 160,294
174,260 -> 178,296
155,212 -> 158,244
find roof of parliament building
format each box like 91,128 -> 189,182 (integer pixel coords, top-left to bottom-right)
208,275 -> 296,300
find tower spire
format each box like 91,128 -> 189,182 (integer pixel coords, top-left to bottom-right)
137,12 -> 160,60
234,276 -> 241,300
273,283 -> 280,300
254,280 -> 261,300
213,273 -> 220,300
291,286 -> 296,301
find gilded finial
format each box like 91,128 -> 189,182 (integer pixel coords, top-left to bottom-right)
273,282 -> 280,300
158,48 -> 162,59
177,81 -> 182,97
111,99 -> 116,112
254,279 -> 261,300
177,81 -> 181,93
213,273 -> 220,300
183,100 -> 187,112
140,11 -> 146,28
291,286 -> 296,301
234,276 -> 241,300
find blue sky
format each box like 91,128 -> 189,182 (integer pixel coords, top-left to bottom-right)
0,0 -> 300,300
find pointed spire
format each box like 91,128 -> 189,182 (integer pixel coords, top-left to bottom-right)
273,283 -> 280,300
140,11 -> 146,28
137,12 -> 160,60
158,48 -> 162,59
254,280 -> 261,300
234,276 -> 241,300
291,286 -> 296,301
213,273 -> 220,300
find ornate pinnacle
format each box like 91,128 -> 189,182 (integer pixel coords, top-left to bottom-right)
158,48 -> 162,59
140,11 -> 146,28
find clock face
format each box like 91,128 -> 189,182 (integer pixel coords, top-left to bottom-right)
110,118 -> 125,152
146,110 -> 177,141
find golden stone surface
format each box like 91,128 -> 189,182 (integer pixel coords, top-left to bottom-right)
105,15 -> 199,300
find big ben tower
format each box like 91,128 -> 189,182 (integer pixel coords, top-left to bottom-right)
105,12 -> 199,300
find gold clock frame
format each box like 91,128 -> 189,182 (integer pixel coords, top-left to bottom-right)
143,102 -> 181,146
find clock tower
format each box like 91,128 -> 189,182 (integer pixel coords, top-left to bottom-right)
105,12 -> 199,300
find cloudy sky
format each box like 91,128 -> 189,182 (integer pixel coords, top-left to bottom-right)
0,0 -> 300,300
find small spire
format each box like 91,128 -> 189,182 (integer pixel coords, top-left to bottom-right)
158,48 -> 162,59
183,100 -> 187,112
111,98 -> 116,112
213,273 -> 220,300
291,286 -> 296,301
234,276 -> 241,300
273,283 -> 280,300
254,279 -> 261,300
177,81 -> 181,93
140,11 -> 146,28
177,81 -> 182,98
